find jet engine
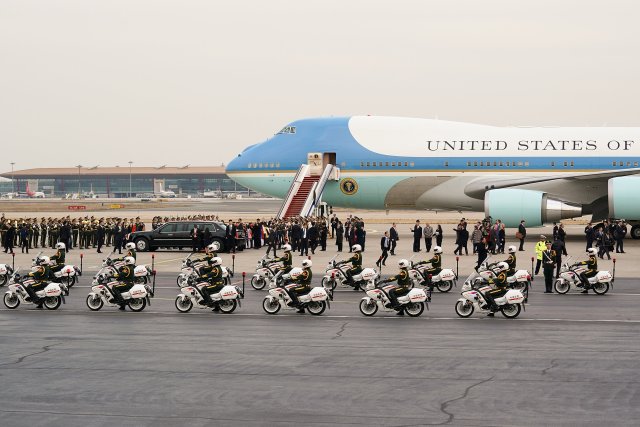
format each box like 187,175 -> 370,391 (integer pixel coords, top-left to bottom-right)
484,189 -> 582,227
608,176 -> 640,220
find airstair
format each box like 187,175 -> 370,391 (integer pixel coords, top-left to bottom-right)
276,163 -> 339,219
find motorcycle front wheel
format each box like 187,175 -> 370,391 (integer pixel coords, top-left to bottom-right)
3,292 -> 20,309
405,302 -> 425,317
306,300 -> 326,315
251,276 -> 266,290
0,275 -> 8,287
86,294 -> 103,311
262,296 -> 280,314
175,296 -> 193,313
455,300 -> 474,318
359,298 -> 378,316
321,277 -> 337,291
592,282 -> 609,295
128,298 -> 147,312
63,275 -> 76,288
218,299 -> 237,314
436,280 -> 453,293
500,303 -> 521,319
44,296 -> 62,310
554,279 -> 570,294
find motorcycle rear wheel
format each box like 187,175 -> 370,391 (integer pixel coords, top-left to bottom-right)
554,279 -> 570,294
86,294 -> 103,311
262,296 -> 280,314
359,298 -> 378,316
592,282 -> 609,295
218,299 -> 237,314
128,298 -> 146,312
455,300 -> 474,318
405,302 -> 425,317
44,296 -> 62,310
175,296 -> 193,313
3,292 -> 20,309
436,280 -> 453,293
306,300 -> 326,315
251,276 -> 266,290
500,303 -> 521,319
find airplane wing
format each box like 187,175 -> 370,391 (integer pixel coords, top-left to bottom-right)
464,167 -> 640,199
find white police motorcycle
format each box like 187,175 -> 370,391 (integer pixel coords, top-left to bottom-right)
0,263 -> 14,287
454,268 -> 525,318
33,251 -> 81,288
321,255 -> 378,291
3,269 -> 65,310
262,267 -> 331,315
554,256 -> 612,295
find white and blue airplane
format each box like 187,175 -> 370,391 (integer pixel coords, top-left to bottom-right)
225,116 -> 640,237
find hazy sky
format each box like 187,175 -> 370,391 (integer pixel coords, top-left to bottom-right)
2,0 -> 639,172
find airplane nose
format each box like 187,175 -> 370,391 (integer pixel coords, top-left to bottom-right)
226,153 -> 243,174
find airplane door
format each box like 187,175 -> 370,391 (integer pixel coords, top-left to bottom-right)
307,153 -> 323,176
323,153 -> 336,168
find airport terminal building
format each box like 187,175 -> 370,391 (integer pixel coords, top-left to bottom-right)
0,166 -> 248,197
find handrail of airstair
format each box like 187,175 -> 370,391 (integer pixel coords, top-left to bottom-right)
276,164 -> 309,219
301,164 -> 336,217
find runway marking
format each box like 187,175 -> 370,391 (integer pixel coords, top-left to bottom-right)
5,309 -> 640,324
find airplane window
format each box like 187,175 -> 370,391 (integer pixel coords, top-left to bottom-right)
627,162 -> 631,167
444,161 -> 449,167
525,162 -> 529,167
410,162 -> 414,167
467,162 -> 470,167
276,162 -> 280,167
612,161 -> 617,166
480,161 -> 484,166
398,162 -> 402,168
551,161 -> 555,167
270,163 -> 274,168
360,161 -> 364,167
391,162 -> 396,166
252,163 -> 257,168
499,161 -> 503,167
493,161 -> 497,167
570,161 -> 574,167
247,163 -> 252,168
563,161 -> 567,167
340,162 -> 346,167
486,162 -> 491,167
259,163 -> 264,168
474,161 -> 478,166
404,162 -> 408,167
372,162 -> 376,166
635,162 -> 639,167
366,162 -> 370,167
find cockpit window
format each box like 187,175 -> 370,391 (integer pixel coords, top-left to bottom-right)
277,126 -> 296,135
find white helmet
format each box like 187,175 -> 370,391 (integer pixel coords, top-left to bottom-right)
211,257 -> 222,266
207,242 -> 220,252
55,242 -> 66,250
398,259 -> 410,268
124,256 -> 135,265
433,246 -> 442,254
283,244 -> 292,252
125,242 -> 135,250
496,261 -> 509,272
37,255 -> 51,265
289,267 -> 303,280
301,259 -> 312,268
508,245 -> 516,254
352,244 -> 362,252
587,248 -> 597,256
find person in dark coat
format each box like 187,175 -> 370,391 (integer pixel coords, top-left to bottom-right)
411,220 -> 422,252
308,222 -> 318,254
389,223 -> 399,255
20,223 -> 29,253
335,221 -> 344,252
435,224 -> 443,247
320,223 -> 328,251
190,224 -> 201,252
517,220 -> 527,251
96,221 -> 105,253
113,221 -> 124,254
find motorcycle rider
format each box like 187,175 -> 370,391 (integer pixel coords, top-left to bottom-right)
198,256 -> 225,311
112,256 -> 136,310
503,245 -> 517,276
340,244 -> 363,288
482,261 -> 509,316
25,255 -> 52,308
49,242 -> 66,276
415,246 -> 442,288
576,248 -> 598,293
378,259 -> 411,315
286,260 -> 313,313
114,242 -> 137,263
269,244 -> 293,275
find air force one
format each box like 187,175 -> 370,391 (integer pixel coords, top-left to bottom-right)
225,116 -> 640,238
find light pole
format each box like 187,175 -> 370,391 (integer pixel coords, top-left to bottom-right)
76,165 -> 82,196
128,161 -> 133,198
10,162 -> 15,194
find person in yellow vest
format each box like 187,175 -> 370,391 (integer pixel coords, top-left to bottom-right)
534,235 -> 547,275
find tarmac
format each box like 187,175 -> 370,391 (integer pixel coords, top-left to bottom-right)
1,219 -> 639,426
